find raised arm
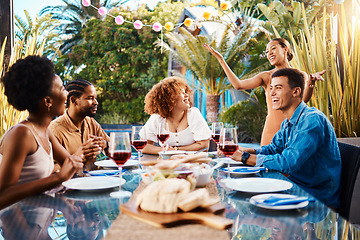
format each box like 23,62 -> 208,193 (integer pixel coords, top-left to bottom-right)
302,70 -> 326,103
203,43 -> 264,90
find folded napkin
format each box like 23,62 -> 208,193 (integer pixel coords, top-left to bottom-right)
223,167 -> 266,173
84,170 -> 120,176
258,196 -> 315,206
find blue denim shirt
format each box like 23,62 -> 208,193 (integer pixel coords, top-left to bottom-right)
256,102 -> 341,208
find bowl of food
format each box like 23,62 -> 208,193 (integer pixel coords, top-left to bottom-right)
196,163 -> 213,187
143,163 -> 198,189
159,150 -> 186,160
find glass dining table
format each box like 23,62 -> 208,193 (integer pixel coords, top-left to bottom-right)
0,154 -> 359,240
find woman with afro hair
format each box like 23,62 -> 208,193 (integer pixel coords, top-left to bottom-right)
0,55 -> 83,209
140,76 -> 211,155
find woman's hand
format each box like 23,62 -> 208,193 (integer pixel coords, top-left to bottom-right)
203,43 -> 224,61
57,155 -> 83,182
308,69 -> 326,87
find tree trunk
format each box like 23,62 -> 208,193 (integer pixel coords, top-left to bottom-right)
206,94 -> 220,122
0,0 -> 14,68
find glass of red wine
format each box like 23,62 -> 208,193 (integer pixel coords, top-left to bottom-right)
157,120 -> 170,153
219,127 -> 238,179
109,132 -> 132,198
211,122 -> 223,145
131,126 -> 147,169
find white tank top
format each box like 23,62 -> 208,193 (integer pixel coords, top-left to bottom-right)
0,124 -> 54,185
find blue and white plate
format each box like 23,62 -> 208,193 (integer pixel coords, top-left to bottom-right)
250,193 -> 309,210
221,166 -> 263,175
88,169 -> 120,176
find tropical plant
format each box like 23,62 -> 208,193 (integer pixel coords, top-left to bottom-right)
288,4 -> 360,138
256,0 -> 331,39
40,0 -> 128,57
0,33 -> 47,137
67,5 -> 169,124
15,10 -> 62,59
157,14 -> 267,122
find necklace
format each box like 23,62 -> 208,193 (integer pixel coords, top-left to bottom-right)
26,119 -> 51,154
168,111 -> 186,133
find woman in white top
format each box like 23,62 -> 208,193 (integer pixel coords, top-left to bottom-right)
0,56 -> 83,209
141,76 -> 211,155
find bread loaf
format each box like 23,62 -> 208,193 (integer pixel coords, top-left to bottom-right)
136,178 -> 191,213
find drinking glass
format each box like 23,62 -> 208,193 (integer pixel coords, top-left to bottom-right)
157,120 -> 170,152
219,127 -> 238,179
211,122 -> 223,145
109,132 -> 132,198
131,126 -> 147,169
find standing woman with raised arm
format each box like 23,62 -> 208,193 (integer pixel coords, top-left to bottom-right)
204,38 -> 325,145
0,56 -> 83,209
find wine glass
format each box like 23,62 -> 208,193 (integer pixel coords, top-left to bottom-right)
131,126 -> 147,169
109,132 -> 132,198
219,127 -> 238,179
211,122 -> 223,145
157,120 -> 170,153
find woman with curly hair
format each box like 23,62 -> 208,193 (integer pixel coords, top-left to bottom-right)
204,38 -> 325,146
0,55 -> 83,209
140,76 -> 211,155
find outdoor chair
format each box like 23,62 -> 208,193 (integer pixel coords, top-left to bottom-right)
338,142 -> 360,224
209,139 -> 217,152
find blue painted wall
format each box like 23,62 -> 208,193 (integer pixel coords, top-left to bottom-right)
185,70 -> 233,119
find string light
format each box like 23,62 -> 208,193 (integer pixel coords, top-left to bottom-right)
81,0 -> 231,32
81,0 -> 232,52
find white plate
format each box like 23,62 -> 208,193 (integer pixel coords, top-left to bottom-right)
62,176 -> 125,191
225,177 -> 293,193
213,157 -> 243,165
159,150 -> 187,159
221,167 -> 260,175
94,159 -> 139,168
250,193 -> 309,210
88,169 -> 119,176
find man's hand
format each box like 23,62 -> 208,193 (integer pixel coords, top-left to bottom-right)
89,135 -> 107,150
77,138 -> 102,165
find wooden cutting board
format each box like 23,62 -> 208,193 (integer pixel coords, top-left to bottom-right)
120,201 -> 233,230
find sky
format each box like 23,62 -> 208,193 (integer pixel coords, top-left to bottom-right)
14,0 -> 165,20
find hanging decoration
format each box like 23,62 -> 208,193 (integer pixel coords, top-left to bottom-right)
81,0 -> 231,52
81,0 -> 231,33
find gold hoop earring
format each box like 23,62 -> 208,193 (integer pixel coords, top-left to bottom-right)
47,105 -> 51,112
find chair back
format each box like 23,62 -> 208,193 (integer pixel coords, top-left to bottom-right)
338,142 -> 360,223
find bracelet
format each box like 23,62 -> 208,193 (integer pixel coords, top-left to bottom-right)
174,146 -> 178,151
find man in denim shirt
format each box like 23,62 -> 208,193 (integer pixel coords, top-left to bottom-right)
232,68 -> 341,208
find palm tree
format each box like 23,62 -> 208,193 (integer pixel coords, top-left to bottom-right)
39,0 -> 128,55
157,19 -> 265,122
257,0 -> 330,39
15,10 -> 62,58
